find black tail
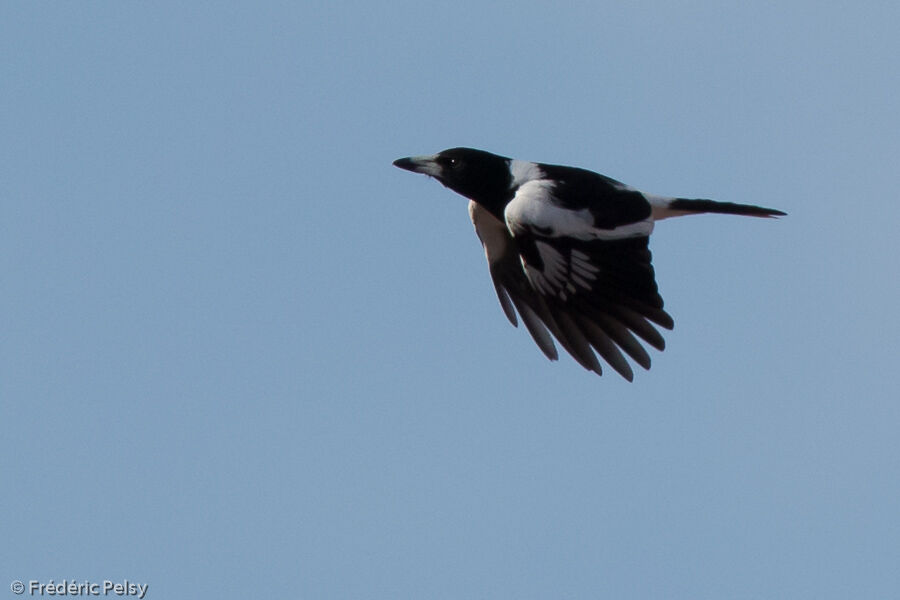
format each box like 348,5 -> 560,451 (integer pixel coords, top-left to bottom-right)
668,198 -> 786,218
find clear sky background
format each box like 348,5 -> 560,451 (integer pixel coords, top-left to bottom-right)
2,2 -> 898,599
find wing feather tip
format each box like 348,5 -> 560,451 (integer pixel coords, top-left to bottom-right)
493,282 -> 519,327
656,313 -> 675,330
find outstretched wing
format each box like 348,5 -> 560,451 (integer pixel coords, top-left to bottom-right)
469,192 -> 674,381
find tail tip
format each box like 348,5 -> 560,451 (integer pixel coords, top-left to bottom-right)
669,198 -> 787,218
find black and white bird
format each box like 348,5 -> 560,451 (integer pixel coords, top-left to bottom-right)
393,148 -> 785,381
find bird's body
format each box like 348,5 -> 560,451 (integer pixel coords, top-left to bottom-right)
393,148 -> 784,380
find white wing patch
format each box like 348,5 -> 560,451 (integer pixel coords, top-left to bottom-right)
506,181 -> 654,241
523,241 -> 599,301
570,249 -> 600,288
528,241 -> 566,296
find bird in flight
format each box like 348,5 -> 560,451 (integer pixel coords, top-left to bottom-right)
393,148 -> 785,381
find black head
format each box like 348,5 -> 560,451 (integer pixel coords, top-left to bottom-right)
393,147 -> 513,208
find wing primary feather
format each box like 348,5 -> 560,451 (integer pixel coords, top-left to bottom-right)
552,311 -> 604,375
576,315 -> 634,381
631,301 -> 674,330
594,313 -> 652,370
647,307 -> 675,330
519,293 -> 598,373
607,305 -> 667,351
585,288 -> 672,328
508,295 -> 559,361
492,279 -> 518,326
529,294 -> 592,368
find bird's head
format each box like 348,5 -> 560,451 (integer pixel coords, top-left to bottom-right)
393,148 -> 513,208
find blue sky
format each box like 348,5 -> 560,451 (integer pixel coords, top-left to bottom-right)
2,2 -> 898,598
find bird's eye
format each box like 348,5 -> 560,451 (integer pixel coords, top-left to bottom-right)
448,157 -> 461,168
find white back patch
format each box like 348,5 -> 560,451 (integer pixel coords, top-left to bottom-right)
506,182 -> 655,240
505,181 -> 586,238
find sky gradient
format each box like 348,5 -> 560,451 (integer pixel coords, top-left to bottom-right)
2,2 -> 899,598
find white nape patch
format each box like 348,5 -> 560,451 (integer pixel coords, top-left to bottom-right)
509,160 -> 544,188
469,201 -> 511,266
506,181 -> 654,240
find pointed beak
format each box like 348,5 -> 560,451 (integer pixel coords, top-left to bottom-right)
392,155 -> 442,178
